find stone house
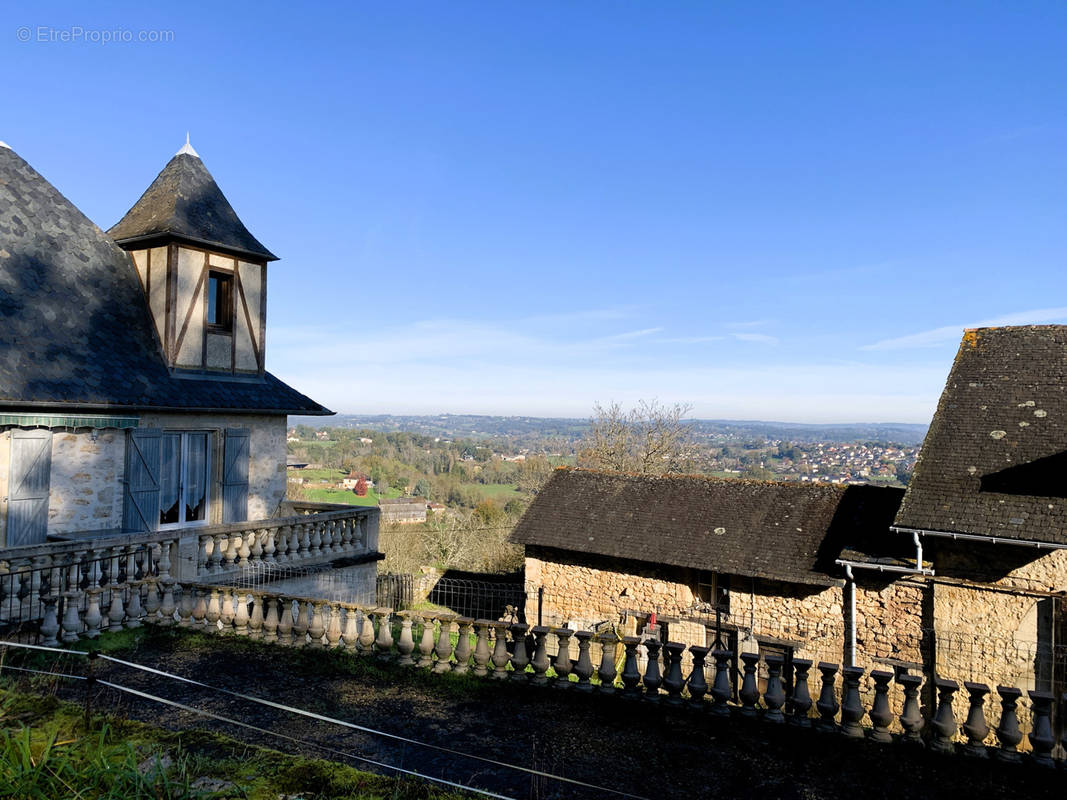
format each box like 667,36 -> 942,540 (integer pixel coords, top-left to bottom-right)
510,469 -> 920,676
0,138 -> 331,548
890,325 -> 1067,694
379,497 -> 428,524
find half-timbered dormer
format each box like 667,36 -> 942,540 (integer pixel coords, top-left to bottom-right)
108,137 -> 274,376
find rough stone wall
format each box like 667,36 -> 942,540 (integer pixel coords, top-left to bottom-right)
47,429 -> 126,535
138,412 -> 287,522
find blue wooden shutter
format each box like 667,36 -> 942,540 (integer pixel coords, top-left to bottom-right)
123,428 -> 161,532
222,429 -> 250,523
7,430 -> 52,546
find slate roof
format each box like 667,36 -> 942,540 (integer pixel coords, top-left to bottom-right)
0,144 -> 329,415
510,468 -> 905,586
108,151 -> 277,261
895,326 -> 1067,545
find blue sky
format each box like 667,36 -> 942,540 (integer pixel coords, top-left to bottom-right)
3,1 -> 1065,422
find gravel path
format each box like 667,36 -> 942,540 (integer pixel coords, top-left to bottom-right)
47,628 -> 1060,800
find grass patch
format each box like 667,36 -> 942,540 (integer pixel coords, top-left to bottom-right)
0,679 -> 469,799
302,486 -> 403,506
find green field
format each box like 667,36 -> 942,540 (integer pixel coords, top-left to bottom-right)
287,467 -> 346,482
460,483 -> 521,501
302,486 -> 403,506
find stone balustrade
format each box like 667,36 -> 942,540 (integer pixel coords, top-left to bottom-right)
0,506 -> 379,640
17,578 -> 1043,765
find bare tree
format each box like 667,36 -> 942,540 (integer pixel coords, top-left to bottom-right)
580,399 -> 694,475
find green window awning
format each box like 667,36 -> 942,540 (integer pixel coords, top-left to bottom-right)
0,413 -> 140,430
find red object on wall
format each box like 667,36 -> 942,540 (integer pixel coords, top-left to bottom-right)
650,611 -> 657,626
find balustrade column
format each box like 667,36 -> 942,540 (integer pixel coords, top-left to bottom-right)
840,666 -> 865,738
275,526 -> 290,563
1027,690 -> 1055,767
325,602 -> 343,648
433,616 -> 455,672
209,534 -> 226,573
107,548 -> 125,630
472,620 -> 492,676
291,600 -> 309,646
510,623 -> 530,680
124,548 -> 143,628
789,658 -> 812,727
710,650 -> 733,716
308,602 -> 326,647
490,622 -> 510,679
222,536 -> 238,571
84,584 -> 103,639
620,637 -> 642,697
248,594 -> 265,639
597,632 -> 620,693
815,662 -> 839,731
868,670 -> 894,743
375,609 -> 395,656
233,592 -> 250,635
397,612 -> 415,664
159,577 -> 176,626
205,589 -> 221,630
662,642 -> 686,705
178,586 -> 196,627
197,537 -> 209,575
530,626 -> 551,685
573,630 -> 594,691
763,654 -> 787,723
552,628 -> 574,688
263,597 -> 279,642
277,599 -> 295,646
687,645 -> 709,708
40,597 -> 60,647
359,608 -> 377,655
249,530 -> 264,565
738,652 -> 760,717
453,618 -> 474,673
219,588 -> 236,632
263,529 -> 277,567
343,605 -> 360,651
299,524 -> 311,559
642,639 -> 663,702
993,686 -> 1022,762
417,615 -> 436,667
897,673 -> 924,744
309,523 -> 323,558
961,682 -> 990,757
930,679 -> 960,754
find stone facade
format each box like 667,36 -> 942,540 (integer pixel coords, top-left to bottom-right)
0,413 -> 287,544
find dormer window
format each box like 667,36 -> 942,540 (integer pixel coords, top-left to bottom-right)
208,271 -> 233,331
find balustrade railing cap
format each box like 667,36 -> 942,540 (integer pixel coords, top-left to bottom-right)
574,629 -> 593,639
1028,689 -> 1054,701
474,618 -> 493,626
963,681 -> 990,693
791,657 -> 812,667
511,622 -> 529,631
622,635 -> 641,645
689,644 -> 711,654
551,626 -> 573,636
842,665 -> 865,677
817,661 -> 839,671
897,673 -> 923,686
996,685 -> 1022,698
763,653 -> 783,666
870,669 -> 894,680
739,651 -> 760,663
711,648 -> 735,658
665,641 -> 686,652
531,625 -> 550,635
935,677 -> 959,690
456,616 -> 475,625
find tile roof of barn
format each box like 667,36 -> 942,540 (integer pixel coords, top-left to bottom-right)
895,325 -> 1067,546
108,140 -> 277,261
510,468 -> 905,586
0,143 -> 328,415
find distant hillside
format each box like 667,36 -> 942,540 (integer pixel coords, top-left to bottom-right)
289,413 -> 928,446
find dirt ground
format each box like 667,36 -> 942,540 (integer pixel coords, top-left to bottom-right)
31,627 -> 1065,800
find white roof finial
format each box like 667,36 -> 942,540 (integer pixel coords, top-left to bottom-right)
176,132 -> 199,158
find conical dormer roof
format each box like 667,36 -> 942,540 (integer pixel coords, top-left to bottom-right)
109,142 -> 277,261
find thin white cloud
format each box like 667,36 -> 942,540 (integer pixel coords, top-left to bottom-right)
861,307 -> 1067,351
595,327 -> 663,342
731,332 -> 779,345
724,319 -> 774,330
656,335 -> 727,344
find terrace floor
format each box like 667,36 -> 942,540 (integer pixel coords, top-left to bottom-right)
20,627 -> 1063,799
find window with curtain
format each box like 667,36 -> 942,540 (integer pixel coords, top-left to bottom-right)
159,431 -> 211,527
